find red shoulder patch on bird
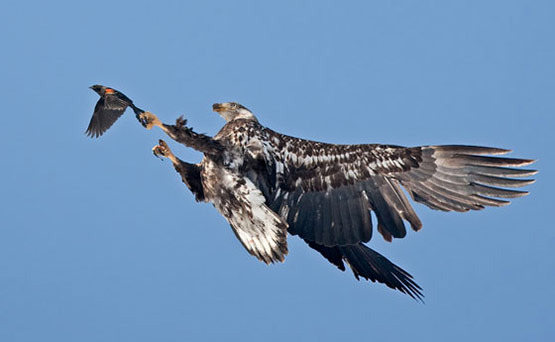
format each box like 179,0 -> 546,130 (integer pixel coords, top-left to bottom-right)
105,88 -> 115,94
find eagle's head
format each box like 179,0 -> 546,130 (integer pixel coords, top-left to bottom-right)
212,102 -> 257,122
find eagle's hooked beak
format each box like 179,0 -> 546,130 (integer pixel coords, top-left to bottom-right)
212,103 -> 226,113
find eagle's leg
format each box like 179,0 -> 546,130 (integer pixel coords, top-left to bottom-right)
139,112 -> 223,156
152,139 -> 205,202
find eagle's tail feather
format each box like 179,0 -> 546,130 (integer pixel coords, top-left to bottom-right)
305,240 -> 423,301
339,244 -> 423,301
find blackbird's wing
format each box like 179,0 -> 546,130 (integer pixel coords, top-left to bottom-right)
85,94 -> 131,138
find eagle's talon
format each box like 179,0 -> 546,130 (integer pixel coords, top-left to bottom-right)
138,115 -> 148,128
138,111 -> 161,130
152,145 -> 165,160
152,139 -> 175,162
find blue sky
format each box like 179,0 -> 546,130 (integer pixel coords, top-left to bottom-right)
1,1 -> 553,341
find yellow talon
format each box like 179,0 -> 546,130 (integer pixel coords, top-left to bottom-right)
152,139 -> 178,164
139,111 -> 162,130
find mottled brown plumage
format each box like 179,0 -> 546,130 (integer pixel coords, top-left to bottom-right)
137,103 -> 536,301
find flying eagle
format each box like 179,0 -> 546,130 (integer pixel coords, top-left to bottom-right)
136,104 -> 536,300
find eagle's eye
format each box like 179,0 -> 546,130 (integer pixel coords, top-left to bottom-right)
231,103 -> 237,110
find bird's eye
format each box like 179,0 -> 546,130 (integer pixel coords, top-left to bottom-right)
231,103 -> 237,109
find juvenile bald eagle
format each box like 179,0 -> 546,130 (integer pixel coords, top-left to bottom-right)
139,104 -> 536,300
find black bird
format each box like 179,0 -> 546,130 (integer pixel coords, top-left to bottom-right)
85,85 -> 145,138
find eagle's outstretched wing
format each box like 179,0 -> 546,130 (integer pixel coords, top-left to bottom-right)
246,127 -> 536,246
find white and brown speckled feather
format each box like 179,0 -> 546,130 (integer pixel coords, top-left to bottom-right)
201,158 -> 288,264
215,118 -> 535,245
